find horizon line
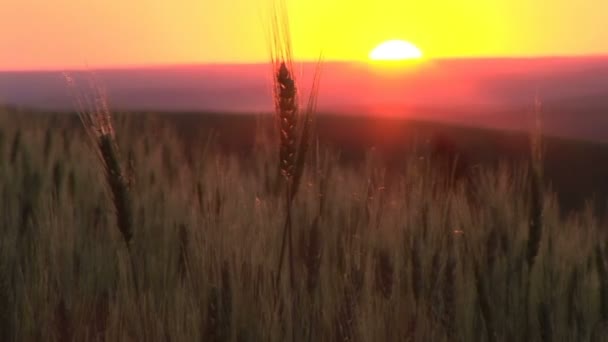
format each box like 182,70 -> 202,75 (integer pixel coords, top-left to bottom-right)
2,53 -> 608,73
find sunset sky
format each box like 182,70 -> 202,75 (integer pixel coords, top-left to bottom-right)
1,0 -> 607,70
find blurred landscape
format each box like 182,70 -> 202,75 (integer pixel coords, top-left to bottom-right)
2,57 -> 608,141
4,0 -> 608,338
3,56 -> 608,341
3,56 -> 608,210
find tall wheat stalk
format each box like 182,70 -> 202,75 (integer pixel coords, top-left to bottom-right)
524,94 -> 544,340
527,95 -> 543,270
64,74 -> 137,288
269,0 -> 322,290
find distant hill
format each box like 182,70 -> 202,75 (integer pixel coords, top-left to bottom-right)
1,57 -> 608,141
4,107 -> 608,212
117,111 -> 608,213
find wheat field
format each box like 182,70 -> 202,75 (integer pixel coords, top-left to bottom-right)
1,105 -> 608,341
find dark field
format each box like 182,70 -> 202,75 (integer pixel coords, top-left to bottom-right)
2,107 -> 608,341
99,111 -> 608,212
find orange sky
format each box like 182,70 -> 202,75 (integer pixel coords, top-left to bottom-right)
1,0 -> 607,70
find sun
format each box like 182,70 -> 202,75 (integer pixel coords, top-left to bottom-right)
369,40 -> 423,61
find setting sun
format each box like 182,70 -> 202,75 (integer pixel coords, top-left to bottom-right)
369,40 -> 423,61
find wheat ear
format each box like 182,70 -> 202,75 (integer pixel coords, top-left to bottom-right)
270,1 -> 322,290
65,74 -> 134,248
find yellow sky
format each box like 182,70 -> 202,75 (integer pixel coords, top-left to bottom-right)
1,0 -> 607,70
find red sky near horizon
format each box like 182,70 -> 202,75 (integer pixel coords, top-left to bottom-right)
1,0 -> 608,71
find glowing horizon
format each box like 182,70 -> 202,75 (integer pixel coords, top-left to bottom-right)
1,0 -> 608,71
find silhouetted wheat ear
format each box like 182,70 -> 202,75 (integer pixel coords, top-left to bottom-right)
66,74 -> 134,248
269,0 -> 298,293
270,0 -> 322,296
527,95 -> 544,270
98,133 -> 133,245
275,62 -> 298,181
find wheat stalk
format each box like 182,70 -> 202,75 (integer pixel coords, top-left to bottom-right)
269,0 -> 322,290
65,75 -> 133,249
527,94 -> 543,270
274,62 -> 298,182
63,74 -> 141,305
65,74 -> 133,248
523,94 -> 544,340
